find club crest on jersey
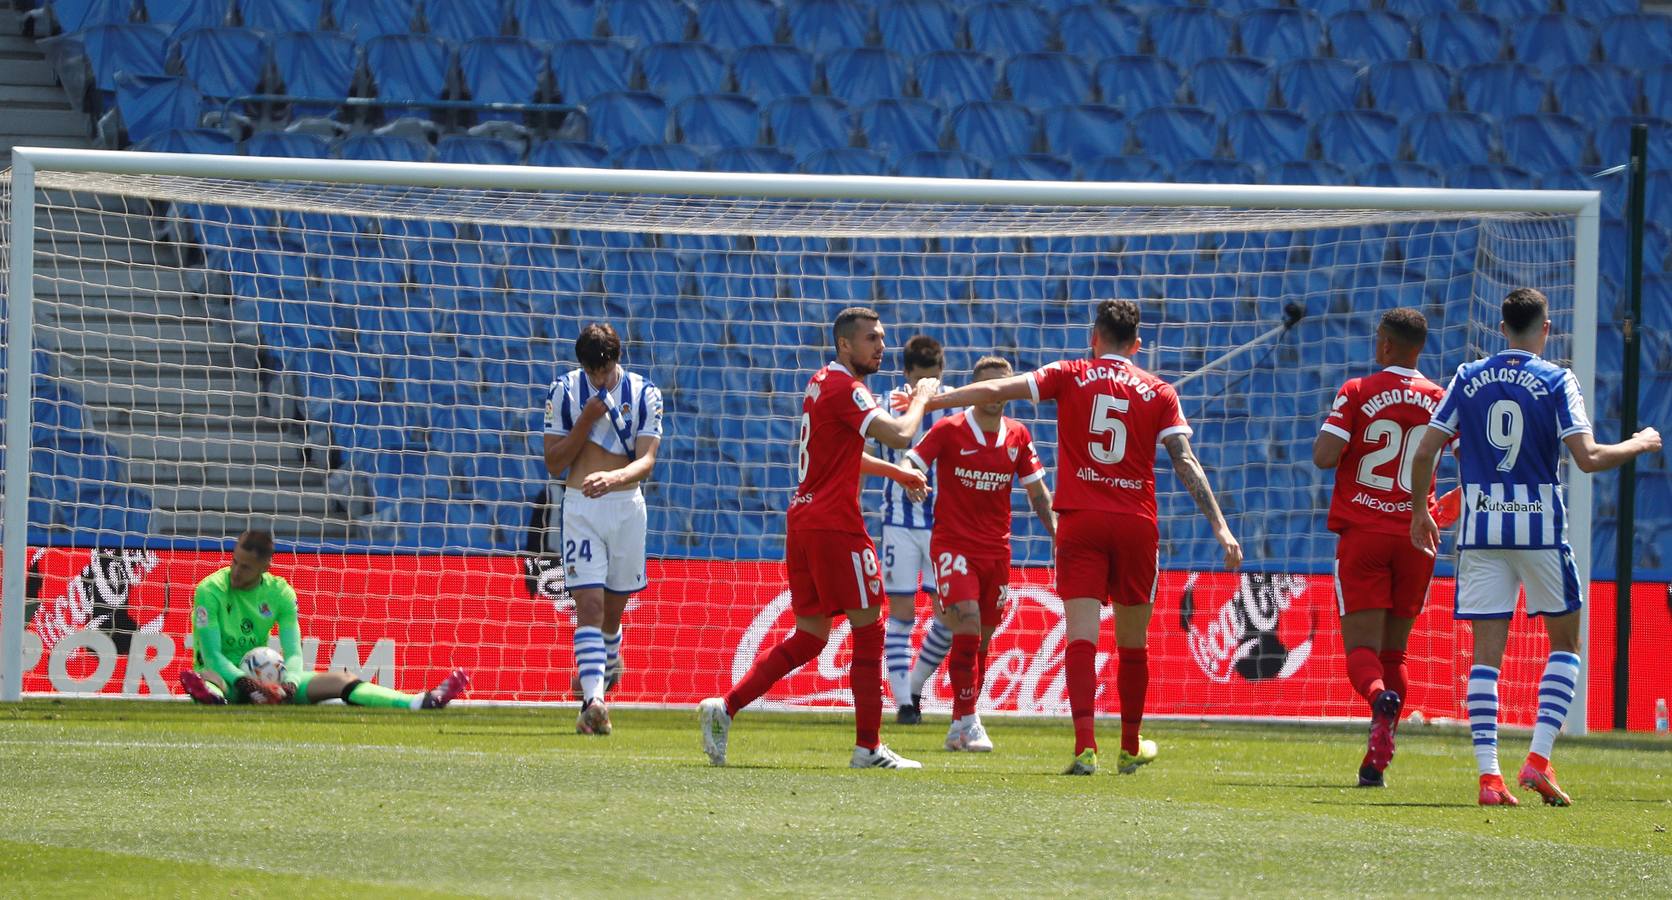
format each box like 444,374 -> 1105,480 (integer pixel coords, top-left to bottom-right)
193,605 -> 209,628
258,602 -> 271,618
1007,445 -> 1019,462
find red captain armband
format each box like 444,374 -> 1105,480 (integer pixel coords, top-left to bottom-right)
1433,487 -> 1462,529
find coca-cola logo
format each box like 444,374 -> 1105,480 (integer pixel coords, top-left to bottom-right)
27,548 -> 164,655
1180,572 -> 1315,684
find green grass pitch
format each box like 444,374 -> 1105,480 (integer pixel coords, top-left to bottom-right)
2,701 -> 1669,897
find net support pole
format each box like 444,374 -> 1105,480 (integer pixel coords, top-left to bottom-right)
1613,124 -> 1648,730
1,154 -> 37,702
1568,193 -> 1603,737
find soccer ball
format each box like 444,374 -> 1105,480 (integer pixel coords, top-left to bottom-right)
240,646 -> 286,684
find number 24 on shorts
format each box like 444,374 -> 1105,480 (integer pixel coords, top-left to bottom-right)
565,539 -> 593,563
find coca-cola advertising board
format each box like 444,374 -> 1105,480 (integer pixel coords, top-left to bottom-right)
6,548 -> 1668,730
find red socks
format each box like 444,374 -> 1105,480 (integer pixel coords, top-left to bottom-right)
1346,645 -> 1386,703
850,619 -> 885,750
1118,647 -> 1148,757
725,628 -> 827,718
949,633 -> 981,720
1066,639 -> 1098,754
1378,648 -> 1409,709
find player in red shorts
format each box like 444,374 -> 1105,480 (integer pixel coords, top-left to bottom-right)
928,299 -> 1242,775
1312,307 -> 1448,788
903,355 -> 1056,754
700,306 -> 938,769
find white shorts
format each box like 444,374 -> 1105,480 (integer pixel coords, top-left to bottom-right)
560,487 -> 648,594
1455,547 -> 1583,620
881,525 -> 935,595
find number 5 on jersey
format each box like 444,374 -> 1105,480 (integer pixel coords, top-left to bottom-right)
1089,395 -> 1129,464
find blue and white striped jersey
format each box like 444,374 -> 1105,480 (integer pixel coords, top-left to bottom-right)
543,367 -> 664,457
874,382 -> 950,530
1428,349 -> 1592,550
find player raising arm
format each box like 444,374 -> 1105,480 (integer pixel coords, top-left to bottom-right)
928,300 -> 1241,775
542,323 -> 662,736
1312,308 -> 1447,788
179,530 -> 469,709
1409,288 -> 1661,807
700,307 -> 935,769
904,356 -> 1055,753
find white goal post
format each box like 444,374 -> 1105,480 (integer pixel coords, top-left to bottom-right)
2,147 -> 1599,730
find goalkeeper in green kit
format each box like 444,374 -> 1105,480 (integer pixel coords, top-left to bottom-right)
178,530 -> 470,709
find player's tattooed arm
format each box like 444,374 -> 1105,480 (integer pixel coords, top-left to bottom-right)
1163,433 -> 1242,570
1025,477 -> 1056,540
927,374 -> 1032,412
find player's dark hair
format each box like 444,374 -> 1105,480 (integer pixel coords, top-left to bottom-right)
237,530 -> 275,557
972,355 -> 1012,378
575,323 -> 622,371
833,306 -> 881,348
1502,288 -> 1548,336
903,335 -> 944,372
1095,299 -> 1141,347
1379,307 -> 1428,350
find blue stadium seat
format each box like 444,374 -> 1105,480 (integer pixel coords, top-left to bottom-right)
798,146 -> 888,175
786,0 -> 870,58
1265,159 -> 1346,185
133,126 -> 234,153
637,41 -> 727,107
1444,163 -> 1536,189
695,0 -> 778,50
671,93 -> 760,154
1315,110 -> 1400,170
1597,118 -> 1672,169
1458,62 -> 1549,120
1513,15 -> 1597,73
330,0 -> 416,40
821,47 -> 909,109
459,36 -> 546,122
170,26 -> 265,105
1325,9 -> 1413,65
586,90 -> 668,152
1365,59 -> 1452,118
1416,11 -> 1503,70
1600,13 -> 1672,65
1237,7 -> 1322,62
1551,64 -> 1641,124
422,0 -> 504,42
113,72 -> 202,143
1189,56 -> 1273,119
1127,106 -> 1219,160
732,45 -> 814,104
1147,6 -> 1232,69
551,39 -> 632,104
894,150 -> 988,178
52,22 -> 170,97
364,34 -> 453,106
613,141 -> 702,170
34,0 -> 135,35
335,132 -> 436,161
1477,0 -> 1554,19
947,100 -> 1036,160
1040,104 -> 1125,168
1355,161 -> 1442,188
857,98 -> 941,157
707,145 -> 796,173
1645,64 -> 1672,118
1003,52 -> 1090,109
240,0 -> 323,31
1406,111 -> 1497,168
605,0 -> 692,49
140,0 -> 229,35
1057,4 -> 1139,59
437,134 -> 519,164
878,0 -> 962,58
765,94 -> 851,159
1094,55 -> 1183,111
510,0 -> 599,43
914,49 -> 996,109
1275,57 -> 1359,118
1501,113 -> 1590,171
966,0 -> 1052,58
1176,158 -> 1254,184
270,30 -> 355,117
528,138 -> 609,167
993,153 -> 1074,181
1225,109 -> 1309,175
245,129 -> 328,157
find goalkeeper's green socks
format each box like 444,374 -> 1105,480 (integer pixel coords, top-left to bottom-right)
346,681 -> 422,710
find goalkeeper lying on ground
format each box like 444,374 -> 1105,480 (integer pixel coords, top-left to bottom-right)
178,530 -> 469,709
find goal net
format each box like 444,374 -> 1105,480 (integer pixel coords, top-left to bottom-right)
1,151 -> 1598,730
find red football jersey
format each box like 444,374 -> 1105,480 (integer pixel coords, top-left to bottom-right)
1029,354 -> 1190,521
906,411 -> 1046,560
1321,365 -> 1446,536
789,362 -> 883,535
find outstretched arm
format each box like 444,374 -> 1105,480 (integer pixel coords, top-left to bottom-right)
1162,433 -> 1241,571
1563,427 -> 1662,474
865,452 -> 928,497
1408,425 -> 1450,556
927,374 -> 1033,412
867,378 -> 941,449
